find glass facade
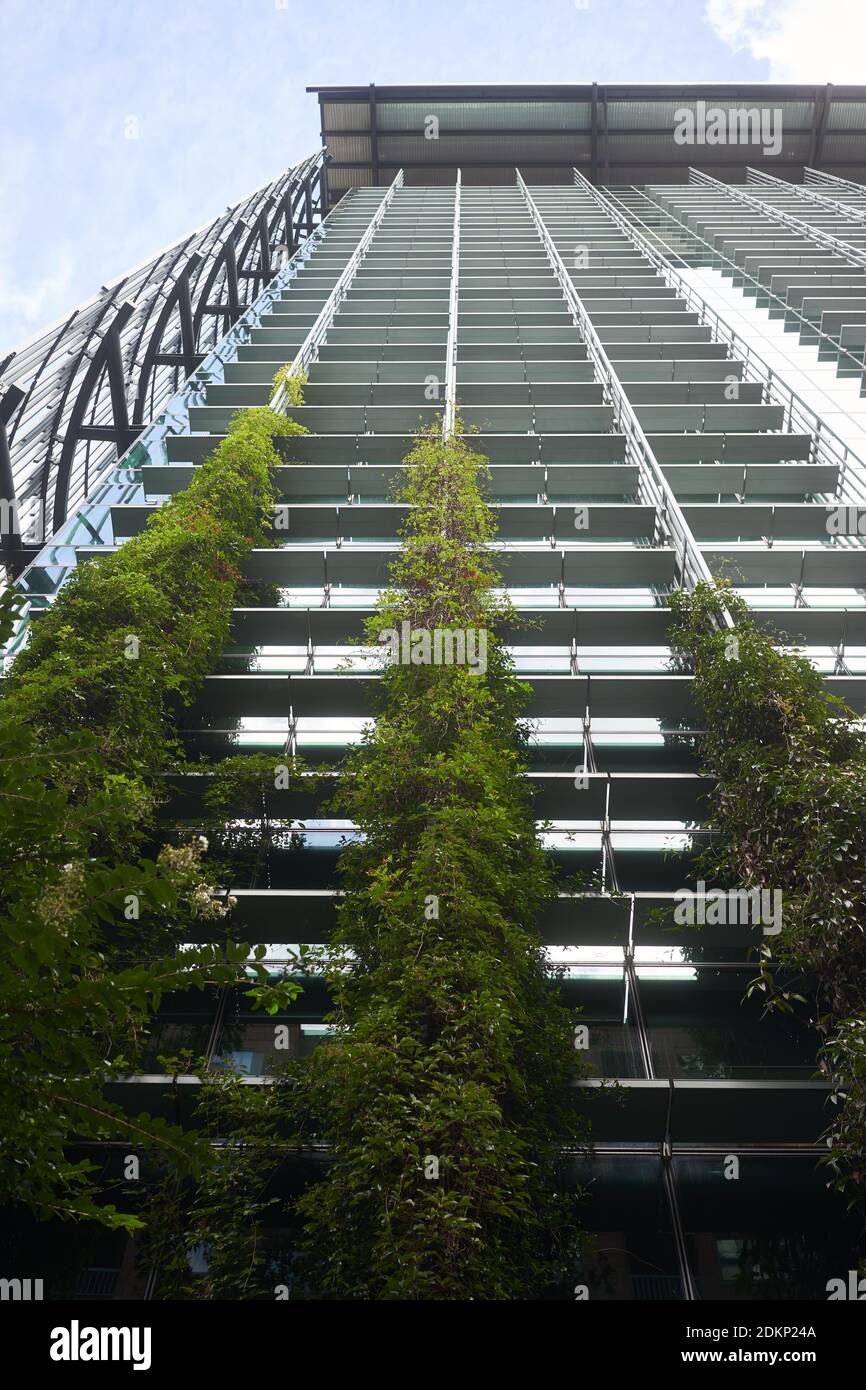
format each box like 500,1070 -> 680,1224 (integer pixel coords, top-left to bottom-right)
3,146 -> 865,1302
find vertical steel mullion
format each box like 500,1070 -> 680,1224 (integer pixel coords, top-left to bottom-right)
581,693 -> 595,783
624,951 -> 653,1080
205,982 -> 232,1067
662,1147 -> 699,1301
443,171 -> 462,439
317,105 -> 330,217
589,83 -> 599,187
601,774 -> 620,896
0,386 -> 26,576
369,83 -> 380,187
839,608 -> 848,669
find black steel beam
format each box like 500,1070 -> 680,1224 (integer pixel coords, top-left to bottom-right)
1,154 -> 325,550
814,81 -> 833,168
317,107 -> 331,215
325,156 -> 865,171
238,202 -> 273,296
132,255 -> 201,426
369,82 -> 380,187
0,384 -> 26,575
52,300 -> 135,531
309,81 -> 866,102
322,124 -> 834,140
193,226 -> 243,346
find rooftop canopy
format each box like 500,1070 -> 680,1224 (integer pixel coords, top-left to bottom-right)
308,82 -> 866,200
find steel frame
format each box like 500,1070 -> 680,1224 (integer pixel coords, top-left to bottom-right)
689,166 -> 866,269
573,170 -> 866,501
443,170 -> 462,438
746,165 -> 866,227
269,170 -> 404,414
516,170 -> 728,614
311,82 -> 866,197
614,181 -> 866,386
0,149 -> 326,579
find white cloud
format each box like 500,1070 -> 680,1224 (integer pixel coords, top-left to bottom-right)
0,254 -> 78,351
705,0 -> 866,80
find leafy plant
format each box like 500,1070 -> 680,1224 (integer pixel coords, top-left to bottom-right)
0,404 -> 305,1228
287,426 -> 587,1299
271,366 -> 308,408
199,751 -> 322,888
669,579 -> 866,1219
138,1064 -> 298,1299
138,426 -> 588,1300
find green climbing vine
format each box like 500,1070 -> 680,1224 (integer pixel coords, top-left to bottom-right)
272,363 -> 308,406
0,394 -> 307,1229
138,424 -> 588,1300
6,406 -> 302,807
669,579 -> 866,1215
137,1064 -> 297,1299
287,425 -> 587,1299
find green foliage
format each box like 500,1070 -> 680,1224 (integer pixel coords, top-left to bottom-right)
288,427 -> 587,1299
139,1066 -> 296,1299
0,716 -> 273,1228
0,405 -> 305,1229
271,365 -> 308,408
821,1019 -> 866,1208
669,579 -> 866,1215
200,751 -> 322,885
6,408 -> 296,816
139,427 -> 586,1299
0,588 -> 25,648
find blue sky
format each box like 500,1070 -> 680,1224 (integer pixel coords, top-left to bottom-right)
1,0 -> 863,350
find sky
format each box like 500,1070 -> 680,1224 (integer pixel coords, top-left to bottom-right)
1,0 -> 865,351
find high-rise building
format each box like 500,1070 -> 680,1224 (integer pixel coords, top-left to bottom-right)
3,85 -> 866,1302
